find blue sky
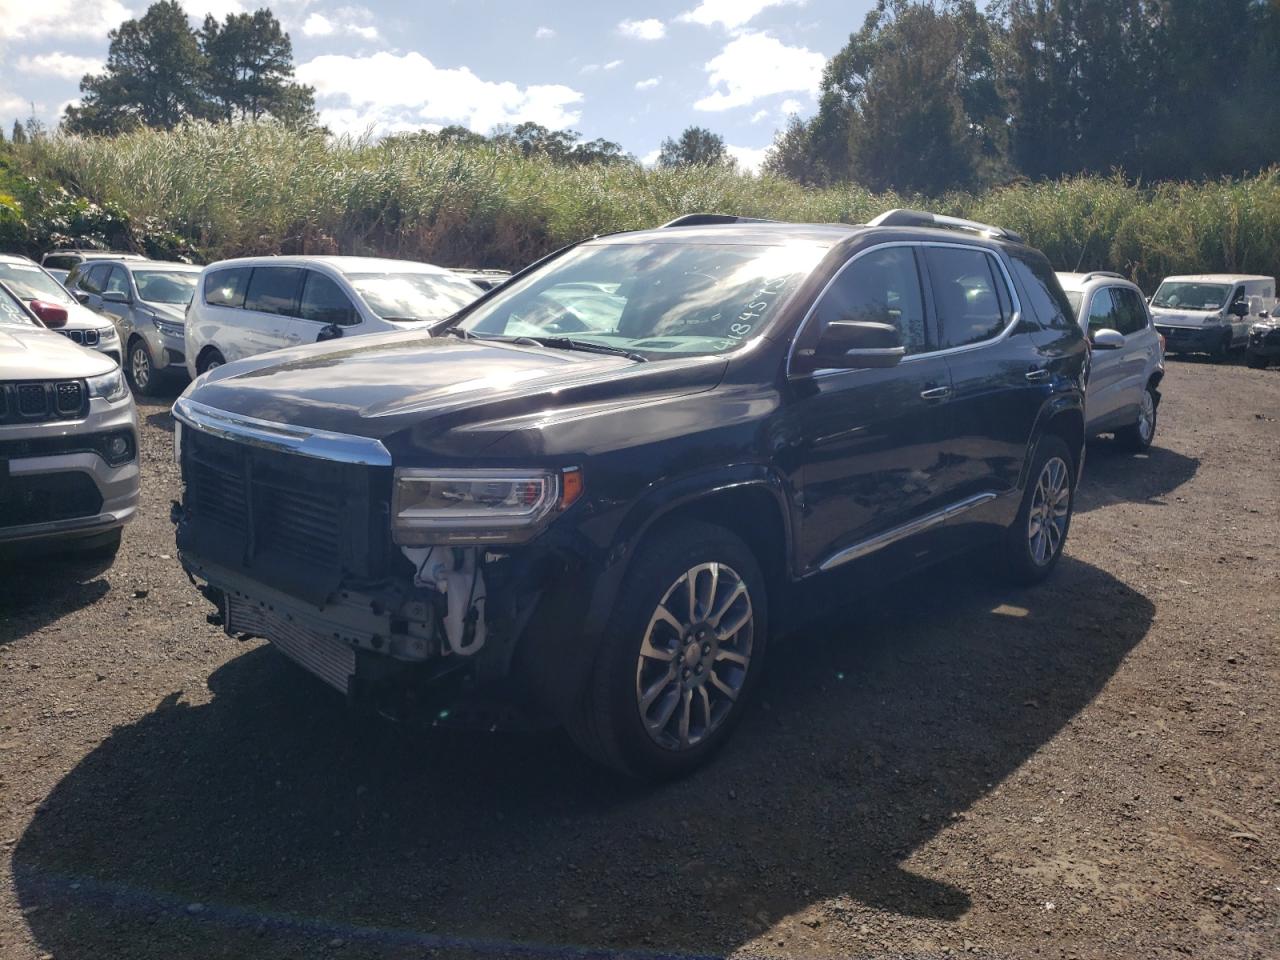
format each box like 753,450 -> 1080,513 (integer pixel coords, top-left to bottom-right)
0,0 -> 878,169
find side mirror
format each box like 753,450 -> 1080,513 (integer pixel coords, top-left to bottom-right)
29,300 -> 69,328
316,323 -> 344,343
74,291 -> 91,304
102,290 -> 130,304
1090,328 -> 1124,350
1229,300 -> 1249,317
807,320 -> 904,371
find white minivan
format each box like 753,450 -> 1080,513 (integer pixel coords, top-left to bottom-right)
1149,274 -> 1276,357
184,256 -> 485,376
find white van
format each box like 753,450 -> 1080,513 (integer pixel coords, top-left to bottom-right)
184,256 -> 485,376
1149,274 -> 1276,357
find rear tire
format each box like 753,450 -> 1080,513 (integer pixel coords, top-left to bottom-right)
567,521 -> 768,780
1004,435 -> 1075,586
1115,383 -> 1158,452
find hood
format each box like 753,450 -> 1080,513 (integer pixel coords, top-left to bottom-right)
142,301 -> 187,324
185,331 -> 727,458
1150,305 -> 1223,327
0,324 -> 118,379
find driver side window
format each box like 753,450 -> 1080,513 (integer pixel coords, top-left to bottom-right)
812,246 -> 928,355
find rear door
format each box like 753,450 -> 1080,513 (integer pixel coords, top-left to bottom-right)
235,266 -> 305,361
939,245 -> 1062,500
786,243 -> 956,574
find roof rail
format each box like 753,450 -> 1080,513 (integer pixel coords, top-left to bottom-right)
661,213 -> 781,228
868,208 -> 1024,244
1082,270 -> 1126,282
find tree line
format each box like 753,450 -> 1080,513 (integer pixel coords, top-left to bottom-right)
765,0 -> 1280,193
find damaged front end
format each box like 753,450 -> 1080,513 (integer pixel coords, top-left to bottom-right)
171,399 -> 586,730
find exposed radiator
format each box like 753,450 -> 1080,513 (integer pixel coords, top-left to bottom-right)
226,593 -> 355,694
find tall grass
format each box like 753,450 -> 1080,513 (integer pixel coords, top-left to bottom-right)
17,122 -> 1280,290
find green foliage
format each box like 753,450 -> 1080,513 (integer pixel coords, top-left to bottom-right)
63,1 -> 314,135
11,123 -> 1280,290
657,127 -> 733,169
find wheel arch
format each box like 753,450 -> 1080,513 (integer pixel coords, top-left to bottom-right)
1023,397 -> 1085,489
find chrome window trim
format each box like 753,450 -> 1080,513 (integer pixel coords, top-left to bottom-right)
816,491 -> 999,572
172,396 -> 392,466
787,239 -> 1024,379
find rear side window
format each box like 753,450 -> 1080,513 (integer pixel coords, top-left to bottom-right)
924,247 -> 1010,348
813,246 -> 928,355
204,267 -> 251,308
1111,288 -> 1148,335
244,267 -> 303,317
299,271 -> 359,325
1009,250 -> 1075,331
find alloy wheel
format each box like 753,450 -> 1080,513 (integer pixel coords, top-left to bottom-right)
634,562 -> 753,751
1138,390 -> 1155,443
1027,456 -> 1071,566
131,344 -> 151,390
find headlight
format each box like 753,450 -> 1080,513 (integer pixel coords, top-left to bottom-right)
86,368 -> 128,402
155,319 -> 185,339
391,467 -> 583,545
98,326 -> 119,342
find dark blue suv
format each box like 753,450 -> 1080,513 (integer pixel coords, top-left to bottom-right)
172,209 -> 1088,779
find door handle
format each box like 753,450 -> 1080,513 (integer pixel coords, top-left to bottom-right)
1025,368 -> 1050,382
920,385 -> 952,401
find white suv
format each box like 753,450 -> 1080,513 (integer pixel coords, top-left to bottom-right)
1058,272 -> 1165,450
185,256 -> 484,376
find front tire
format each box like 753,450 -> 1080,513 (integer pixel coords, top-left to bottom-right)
1116,383 -> 1158,451
568,521 -> 767,780
1005,435 -> 1075,586
197,348 -> 226,375
126,337 -> 159,396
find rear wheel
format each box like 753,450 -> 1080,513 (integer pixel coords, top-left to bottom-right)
568,521 -> 767,780
197,348 -> 225,375
1116,383 -> 1158,451
1004,436 -> 1075,586
126,337 -> 159,396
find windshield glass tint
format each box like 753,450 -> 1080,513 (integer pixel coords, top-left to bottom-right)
459,241 -> 826,355
135,270 -> 199,304
347,272 -> 480,321
0,287 -> 37,327
0,262 -> 73,304
1151,282 -> 1229,310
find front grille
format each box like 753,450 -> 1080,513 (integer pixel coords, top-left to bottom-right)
0,381 -> 88,424
225,593 -> 355,693
59,329 -> 101,347
0,471 -> 103,529
179,427 -> 391,604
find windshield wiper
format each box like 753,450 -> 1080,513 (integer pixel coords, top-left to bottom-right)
524,336 -> 648,363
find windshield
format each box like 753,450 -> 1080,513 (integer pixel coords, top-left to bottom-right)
135,269 -> 199,304
0,285 -> 38,327
1063,290 -> 1082,316
456,241 -> 827,356
1151,282 -> 1230,311
0,261 -> 74,305
347,272 -> 481,321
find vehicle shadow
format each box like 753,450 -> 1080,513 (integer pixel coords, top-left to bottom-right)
12,554 -> 1152,958
0,550 -> 114,647
1075,438 -> 1199,513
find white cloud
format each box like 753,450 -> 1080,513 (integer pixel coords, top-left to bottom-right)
617,18 -> 665,40
779,97 -> 803,116
302,6 -> 377,40
295,51 -> 583,137
535,26 -> 555,39
677,0 -> 802,30
603,59 -> 623,70
192,0 -> 248,19
0,0 -> 131,40
0,94 -> 29,117
694,32 -> 824,111
748,108 -> 769,123
635,76 -> 661,91
641,148 -> 661,166
16,52 -> 103,80
727,144 -> 769,173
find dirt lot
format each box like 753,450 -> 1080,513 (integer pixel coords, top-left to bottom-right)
2,357 -> 1277,960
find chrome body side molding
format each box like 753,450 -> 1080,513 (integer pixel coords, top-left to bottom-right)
817,492 -> 999,572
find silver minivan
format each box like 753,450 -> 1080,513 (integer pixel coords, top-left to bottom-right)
1057,271 -> 1165,450
184,256 -> 484,376
66,258 -> 202,394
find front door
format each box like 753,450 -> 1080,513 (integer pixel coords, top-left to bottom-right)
785,244 -> 955,575
1082,287 -> 1126,428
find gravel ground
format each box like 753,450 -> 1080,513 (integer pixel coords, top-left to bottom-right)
2,357 -> 1277,960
